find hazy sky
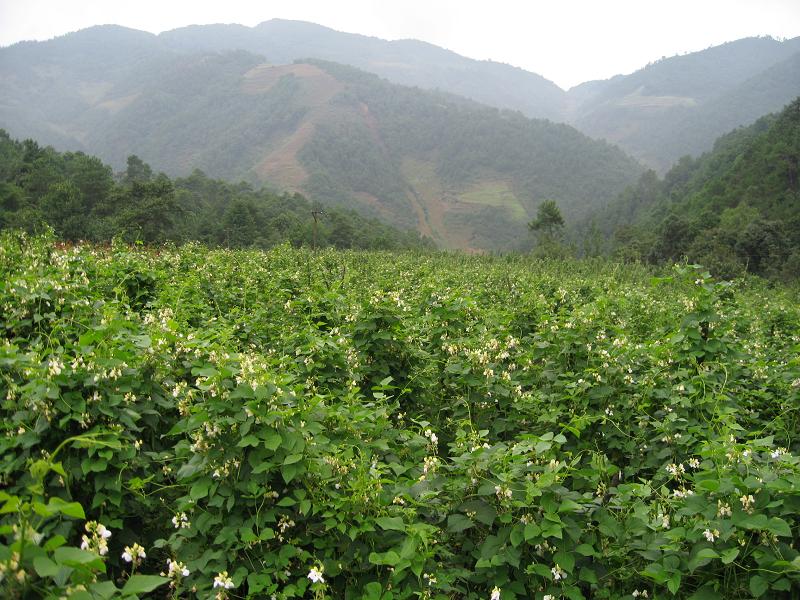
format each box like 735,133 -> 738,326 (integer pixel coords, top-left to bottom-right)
1,0 -> 799,89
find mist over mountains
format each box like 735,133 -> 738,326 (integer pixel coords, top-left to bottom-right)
1,20 -> 798,250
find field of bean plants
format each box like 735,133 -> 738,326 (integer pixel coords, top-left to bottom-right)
1,230 -> 799,599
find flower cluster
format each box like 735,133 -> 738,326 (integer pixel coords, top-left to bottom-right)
665,463 -> 685,479
213,570 -> 235,589
308,565 -> 325,583
162,558 -> 190,586
494,484 -> 513,500
740,494 -> 756,514
703,528 -> 720,542
172,511 -> 191,529
80,521 -> 111,556
121,543 -> 146,567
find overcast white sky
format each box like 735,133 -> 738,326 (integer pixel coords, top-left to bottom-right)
1,0 -> 799,89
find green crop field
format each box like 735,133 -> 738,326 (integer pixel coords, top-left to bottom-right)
1,231 -> 799,599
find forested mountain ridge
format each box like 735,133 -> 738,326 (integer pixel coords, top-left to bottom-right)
3,23 -> 799,175
156,22 -> 800,171
158,19 -> 568,122
0,30 -> 643,250
0,130 -> 434,250
601,97 -> 800,279
571,37 -> 800,171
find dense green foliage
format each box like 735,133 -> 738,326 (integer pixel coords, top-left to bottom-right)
0,131 -> 433,251
2,232 -> 800,598
598,97 -> 800,279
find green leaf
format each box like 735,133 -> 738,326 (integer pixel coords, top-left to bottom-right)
281,461 -> 303,483
237,434 -> 259,447
558,498 -> 581,513
364,581 -> 384,600
447,514 -> 474,533
44,535 -> 67,551
565,588 -> 586,600
524,523 -> 541,541
53,547 -> 105,571
375,516 -> 405,532
48,497 -> 85,519
688,585 -> 722,600
369,550 -> 401,566
553,550 -> 575,572
766,517 -> 792,537
33,556 -> 61,577
528,563 -> 551,578
88,581 -> 119,599
749,575 -> 768,598
720,547 -> 739,564
189,479 -> 210,500
263,431 -> 282,451
283,453 -> 304,465
1,495 -> 21,514
121,574 -> 169,596
667,571 -> 681,595
689,547 -> 719,571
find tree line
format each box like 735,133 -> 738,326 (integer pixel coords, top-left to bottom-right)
0,131 -> 434,251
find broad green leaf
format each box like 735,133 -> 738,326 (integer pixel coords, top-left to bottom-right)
121,574 -> 169,596
375,516 -> 405,532
766,517 -> 792,537
447,514 -> 474,533
749,575 -> 768,598
667,572 -> 682,595
720,548 -> 739,564
33,556 -> 60,577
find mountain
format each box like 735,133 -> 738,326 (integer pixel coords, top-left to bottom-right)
157,22 -> 800,171
158,19 -> 568,122
4,21 -> 799,176
0,28 -> 643,250
601,97 -> 800,279
568,37 -> 800,171
156,22 -> 800,171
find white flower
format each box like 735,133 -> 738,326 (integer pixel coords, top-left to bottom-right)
494,484 -> 512,499
307,566 -> 325,584
121,543 -> 146,564
666,463 -> 685,478
490,586 -> 501,600
703,528 -> 719,542
48,358 -> 64,376
213,571 -> 235,589
166,559 -> 190,578
96,524 -> 112,539
551,563 -> 566,581
688,458 -> 700,469
171,512 -> 191,529
543,596 -> 555,600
